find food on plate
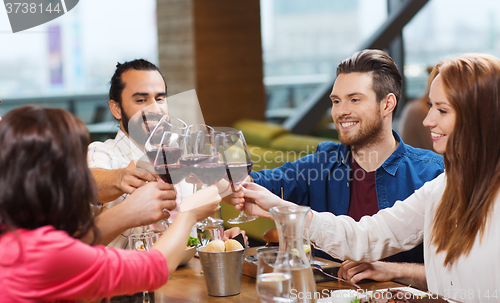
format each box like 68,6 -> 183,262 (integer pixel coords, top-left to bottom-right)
224,239 -> 244,251
204,239 -> 225,252
187,236 -> 200,248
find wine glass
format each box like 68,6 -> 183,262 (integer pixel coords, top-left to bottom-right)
222,130 -> 257,224
144,115 -> 187,169
257,250 -> 293,303
182,125 -> 226,231
144,115 -> 188,227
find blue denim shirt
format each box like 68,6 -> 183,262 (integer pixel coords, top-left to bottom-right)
250,131 -> 444,263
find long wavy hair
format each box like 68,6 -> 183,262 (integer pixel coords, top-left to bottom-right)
0,106 -> 99,243
430,54 -> 500,265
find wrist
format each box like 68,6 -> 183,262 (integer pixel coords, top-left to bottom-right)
114,168 -> 127,192
387,262 -> 404,280
175,211 -> 197,227
114,202 -> 139,229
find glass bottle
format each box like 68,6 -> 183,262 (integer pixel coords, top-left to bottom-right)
270,205 -> 316,303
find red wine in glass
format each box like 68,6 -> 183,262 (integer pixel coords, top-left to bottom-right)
155,164 -> 189,184
179,155 -> 217,166
146,147 -> 182,165
193,163 -> 227,185
225,162 -> 253,183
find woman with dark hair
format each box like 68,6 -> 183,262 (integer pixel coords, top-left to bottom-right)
233,54 -> 500,303
0,106 -> 221,301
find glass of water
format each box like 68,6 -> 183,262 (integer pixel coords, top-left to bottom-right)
257,250 -> 294,303
129,232 -> 155,303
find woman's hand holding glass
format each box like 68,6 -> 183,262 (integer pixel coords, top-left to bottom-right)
220,130 -> 258,224
143,115 -> 187,230
181,125 -> 226,228
231,182 -> 295,220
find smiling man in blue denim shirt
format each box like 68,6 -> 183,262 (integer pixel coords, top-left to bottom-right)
245,50 -> 444,288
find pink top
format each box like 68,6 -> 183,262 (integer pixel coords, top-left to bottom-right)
0,225 -> 169,302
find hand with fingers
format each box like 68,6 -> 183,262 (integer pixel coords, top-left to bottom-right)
339,260 -> 428,290
120,181 -> 177,227
118,160 -> 158,194
230,182 -> 294,220
338,260 -> 397,284
223,227 -> 249,246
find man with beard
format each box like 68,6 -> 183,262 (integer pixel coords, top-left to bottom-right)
89,59 -> 246,248
238,50 -> 444,288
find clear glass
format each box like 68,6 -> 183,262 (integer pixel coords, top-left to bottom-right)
222,130 -> 257,224
256,250 -> 293,303
129,232 -> 155,303
196,221 -> 225,246
129,232 -> 154,251
144,115 -> 187,166
270,206 -> 316,303
146,221 -> 169,244
182,124 -> 224,228
144,115 -> 187,228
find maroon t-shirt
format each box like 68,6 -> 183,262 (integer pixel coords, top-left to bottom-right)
347,156 -> 379,222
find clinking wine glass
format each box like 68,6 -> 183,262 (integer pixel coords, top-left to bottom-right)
222,130 -> 257,224
182,125 -> 225,231
144,115 -> 188,228
144,115 -> 188,185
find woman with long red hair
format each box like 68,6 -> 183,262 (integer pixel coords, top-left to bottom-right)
234,53 -> 500,303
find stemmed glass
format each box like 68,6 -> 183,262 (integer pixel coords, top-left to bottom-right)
222,130 -> 257,224
144,115 -> 187,172
144,115 -> 188,228
181,125 -> 226,229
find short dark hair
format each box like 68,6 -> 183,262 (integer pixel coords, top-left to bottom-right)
109,59 -> 166,106
336,49 -> 402,119
0,106 -> 99,243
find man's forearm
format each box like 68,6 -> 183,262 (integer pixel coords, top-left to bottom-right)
91,168 -> 125,202
391,263 -> 427,291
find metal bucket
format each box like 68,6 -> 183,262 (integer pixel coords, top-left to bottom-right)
197,246 -> 246,297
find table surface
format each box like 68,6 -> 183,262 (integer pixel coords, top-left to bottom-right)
155,247 -> 405,303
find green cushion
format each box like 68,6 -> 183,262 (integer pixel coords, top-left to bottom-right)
270,133 -> 335,154
234,119 -> 288,148
221,202 -> 275,242
248,144 -> 299,171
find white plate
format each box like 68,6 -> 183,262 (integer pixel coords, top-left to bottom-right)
317,289 -> 366,303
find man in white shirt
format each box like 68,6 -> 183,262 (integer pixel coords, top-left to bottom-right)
88,59 -> 245,248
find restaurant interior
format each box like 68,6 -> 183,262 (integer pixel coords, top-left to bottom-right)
1,0 -> 500,302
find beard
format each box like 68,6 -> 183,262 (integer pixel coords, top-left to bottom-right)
337,114 -> 384,148
121,107 -> 131,136
121,107 -> 165,148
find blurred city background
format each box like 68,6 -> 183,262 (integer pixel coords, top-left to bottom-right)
1,0 -> 500,137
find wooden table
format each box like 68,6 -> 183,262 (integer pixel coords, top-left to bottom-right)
155,248 -> 405,303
